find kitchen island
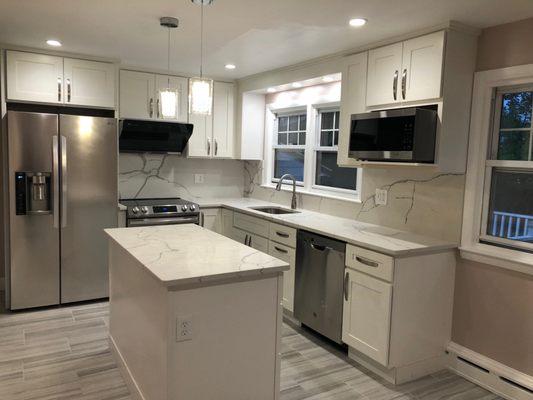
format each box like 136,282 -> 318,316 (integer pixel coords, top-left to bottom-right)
105,224 -> 289,400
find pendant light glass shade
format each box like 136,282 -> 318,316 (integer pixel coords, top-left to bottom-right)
188,77 -> 213,115
159,88 -> 179,119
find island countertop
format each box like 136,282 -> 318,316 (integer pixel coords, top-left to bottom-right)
105,224 -> 289,287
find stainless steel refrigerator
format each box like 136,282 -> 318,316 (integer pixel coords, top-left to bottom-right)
6,111 -> 117,310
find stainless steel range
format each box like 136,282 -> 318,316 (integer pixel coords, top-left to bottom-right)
120,198 -> 200,227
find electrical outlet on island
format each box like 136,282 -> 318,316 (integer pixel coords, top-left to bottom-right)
375,188 -> 388,206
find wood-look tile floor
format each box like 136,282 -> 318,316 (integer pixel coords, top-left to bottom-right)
0,296 -> 501,400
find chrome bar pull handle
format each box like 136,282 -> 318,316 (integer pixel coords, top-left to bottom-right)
401,68 -> 407,100
66,79 -> 71,102
207,138 -> 211,155
60,135 -> 67,228
244,234 -> 249,245
156,98 -> 160,118
344,272 -> 350,301
393,70 -> 399,101
149,98 -> 154,118
52,136 -> 59,228
57,78 -> 62,102
274,246 -> 288,254
355,256 -> 379,268
214,139 -> 218,156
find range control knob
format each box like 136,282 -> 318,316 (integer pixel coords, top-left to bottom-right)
181,205 -> 188,212
131,206 -> 140,214
189,204 -> 196,211
141,206 -> 149,214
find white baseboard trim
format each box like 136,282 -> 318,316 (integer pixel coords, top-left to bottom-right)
447,342 -> 533,400
109,335 -> 144,400
347,347 -> 448,385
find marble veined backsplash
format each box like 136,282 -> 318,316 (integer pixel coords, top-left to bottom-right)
119,153 -> 244,200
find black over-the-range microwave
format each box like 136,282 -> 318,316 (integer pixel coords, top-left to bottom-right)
348,106 -> 438,163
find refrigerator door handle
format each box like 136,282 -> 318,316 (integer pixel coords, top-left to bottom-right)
52,135 -> 60,228
61,135 -> 67,228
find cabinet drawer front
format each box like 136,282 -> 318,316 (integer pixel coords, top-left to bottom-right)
233,212 -> 269,238
269,222 -> 296,248
346,244 -> 394,282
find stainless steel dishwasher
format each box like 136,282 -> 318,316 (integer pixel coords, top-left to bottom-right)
294,230 -> 346,344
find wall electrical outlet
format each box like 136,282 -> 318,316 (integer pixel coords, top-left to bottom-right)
176,315 -> 193,342
375,188 -> 388,206
194,174 -> 205,184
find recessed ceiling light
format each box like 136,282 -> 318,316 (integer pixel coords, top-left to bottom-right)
323,76 -> 335,83
349,18 -> 367,27
46,39 -> 62,47
267,87 -> 276,93
225,64 -> 236,70
292,82 -> 302,88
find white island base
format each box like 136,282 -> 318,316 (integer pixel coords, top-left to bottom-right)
106,225 -> 289,400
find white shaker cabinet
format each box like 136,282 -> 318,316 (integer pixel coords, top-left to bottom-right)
6,51 -> 115,108
155,74 -> 189,122
188,81 -> 235,158
342,269 -> 393,366
6,51 -> 63,104
63,58 -> 115,108
366,31 -> 444,107
200,208 -> 221,233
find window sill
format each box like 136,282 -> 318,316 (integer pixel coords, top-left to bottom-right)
260,183 -> 361,204
459,243 -> 533,276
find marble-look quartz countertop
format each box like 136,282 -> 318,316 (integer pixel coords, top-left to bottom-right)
105,224 -> 289,287
192,197 -> 456,257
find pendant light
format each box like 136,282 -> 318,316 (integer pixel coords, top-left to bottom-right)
159,17 -> 179,119
189,0 -> 214,115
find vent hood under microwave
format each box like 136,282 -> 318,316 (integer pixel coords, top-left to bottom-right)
119,119 -> 194,154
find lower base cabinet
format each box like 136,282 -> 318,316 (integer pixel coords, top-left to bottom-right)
268,241 -> 296,312
200,208 -> 221,233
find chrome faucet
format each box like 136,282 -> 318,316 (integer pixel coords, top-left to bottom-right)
275,174 -> 297,210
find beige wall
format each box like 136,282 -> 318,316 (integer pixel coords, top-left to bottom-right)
451,17 -> 533,376
476,17 -> 533,71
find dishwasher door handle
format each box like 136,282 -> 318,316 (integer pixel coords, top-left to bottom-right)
310,242 -> 331,252
344,272 -> 350,301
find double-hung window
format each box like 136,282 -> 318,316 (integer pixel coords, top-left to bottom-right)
481,86 -> 533,252
314,110 -> 357,191
273,112 -> 307,183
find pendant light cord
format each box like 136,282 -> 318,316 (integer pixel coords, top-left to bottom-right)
200,3 -> 204,78
167,27 -> 171,86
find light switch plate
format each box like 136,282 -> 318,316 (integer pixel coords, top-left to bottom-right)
194,174 -> 205,184
176,315 -> 193,342
375,188 -> 388,206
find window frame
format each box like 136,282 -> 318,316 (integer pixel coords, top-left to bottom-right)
264,103 -> 361,201
461,65 -> 533,276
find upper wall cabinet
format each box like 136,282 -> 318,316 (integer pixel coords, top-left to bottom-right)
119,70 -> 188,122
188,81 -> 235,159
366,31 -> 444,107
6,51 -> 116,109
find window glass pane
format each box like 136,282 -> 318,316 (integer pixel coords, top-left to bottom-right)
274,149 -> 305,181
299,132 -> 306,145
321,112 -> 334,129
289,115 -> 299,131
300,115 -> 307,130
278,116 -> 288,132
497,131 -> 530,160
500,92 -> 532,129
315,151 -> 357,190
334,111 -> 340,129
486,169 -> 533,244
288,132 -> 299,145
333,131 -> 339,146
320,131 -> 333,146
278,133 -> 287,145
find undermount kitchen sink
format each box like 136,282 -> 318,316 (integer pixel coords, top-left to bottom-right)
249,206 -> 300,215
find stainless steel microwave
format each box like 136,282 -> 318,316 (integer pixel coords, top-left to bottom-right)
348,107 -> 437,163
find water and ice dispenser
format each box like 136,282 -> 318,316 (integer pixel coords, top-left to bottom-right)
15,172 -> 52,215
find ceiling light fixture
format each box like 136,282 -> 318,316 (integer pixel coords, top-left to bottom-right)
292,82 -> 302,88
46,39 -> 62,47
225,63 -> 236,70
267,87 -> 276,93
189,0 -> 214,115
322,76 -> 334,83
158,17 -> 180,119
349,18 -> 367,27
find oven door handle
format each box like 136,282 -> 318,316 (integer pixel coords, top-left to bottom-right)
128,216 -> 199,227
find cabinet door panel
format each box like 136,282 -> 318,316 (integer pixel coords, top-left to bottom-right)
119,70 -> 155,119
212,81 -> 235,158
366,43 -> 403,107
187,111 -> 212,157
6,51 -> 63,104
221,208 -> 234,237
155,74 -> 188,122
64,58 -> 115,108
268,242 -> 296,312
342,269 -> 392,366
200,208 -> 221,233
402,31 -> 444,102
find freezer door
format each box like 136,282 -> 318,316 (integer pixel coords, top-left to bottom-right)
7,111 -> 60,309
59,115 -> 117,303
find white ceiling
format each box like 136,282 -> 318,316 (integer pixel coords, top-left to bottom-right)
1,0 -> 532,79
